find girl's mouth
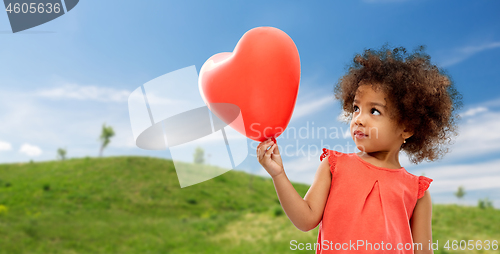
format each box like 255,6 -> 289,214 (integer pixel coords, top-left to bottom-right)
354,130 -> 367,139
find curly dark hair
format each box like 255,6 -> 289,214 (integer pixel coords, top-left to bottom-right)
334,45 -> 463,164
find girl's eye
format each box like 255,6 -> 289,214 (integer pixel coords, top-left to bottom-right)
371,108 -> 381,115
353,105 -> 359,112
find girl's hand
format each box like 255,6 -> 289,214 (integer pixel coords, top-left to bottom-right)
257,138 -> 284,178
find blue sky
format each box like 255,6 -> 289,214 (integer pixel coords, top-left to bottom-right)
1,0 -> 500,206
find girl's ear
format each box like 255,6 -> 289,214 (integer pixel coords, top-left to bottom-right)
402,128 -> 414,140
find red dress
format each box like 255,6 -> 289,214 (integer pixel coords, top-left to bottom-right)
316,149 -> 433,254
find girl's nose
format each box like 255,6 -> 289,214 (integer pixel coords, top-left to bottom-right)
354,114 -> 365,126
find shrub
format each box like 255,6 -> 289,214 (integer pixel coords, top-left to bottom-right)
478,197 -> 494,209
273,206 -> 284,217
186,198 -> 197,205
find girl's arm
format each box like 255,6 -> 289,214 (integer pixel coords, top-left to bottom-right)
410,190 -> 434,254
271,155 -> 332,232
257,139 -> 332,232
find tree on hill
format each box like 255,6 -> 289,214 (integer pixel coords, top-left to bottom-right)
478,197 -> 494,209
455,185 -> 466,204
57,147 -> 67,161
193,146 -> 205,164
99,123 -> 115,157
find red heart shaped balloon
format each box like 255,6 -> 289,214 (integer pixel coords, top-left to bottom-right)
199,26 -> 301,142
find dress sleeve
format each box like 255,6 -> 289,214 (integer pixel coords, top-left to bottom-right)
320,148 -> 329,162
320,148 -> 338,174
417,175 -> 433,199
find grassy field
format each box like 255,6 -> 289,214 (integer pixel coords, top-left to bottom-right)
0,156 -> 498,254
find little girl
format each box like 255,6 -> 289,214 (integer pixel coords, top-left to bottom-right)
257,46 -> 462,254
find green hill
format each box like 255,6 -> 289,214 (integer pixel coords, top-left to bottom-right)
0,156 -> 498,254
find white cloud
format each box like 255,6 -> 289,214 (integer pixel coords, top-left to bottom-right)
0,141 -> 12,151
481,97 -> 500,108
460,106 -> 488,117
459,42 -> 500,55
293,95 -> 334,119
290,86 -> 337,123
35,83 -> 131,102
447,110 -> 500,159
418,159 -> 500,193
0,87 -> 138,163
19,143 -> 42,156
144,92 -> 189,106
437,41 -> 500,67
398,98 -> 500,165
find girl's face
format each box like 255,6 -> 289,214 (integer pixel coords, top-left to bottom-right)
350,84 -> 408,153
